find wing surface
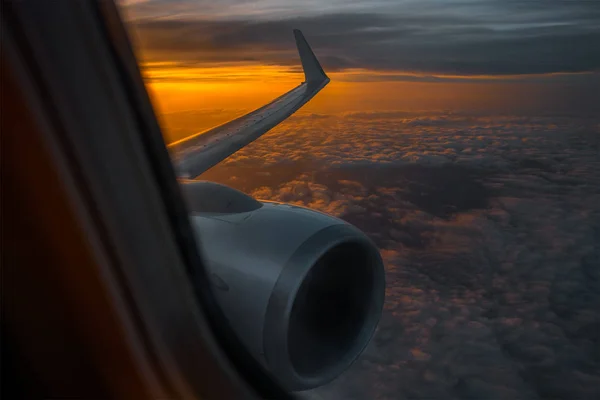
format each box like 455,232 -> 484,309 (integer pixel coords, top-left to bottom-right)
168,29 -> 329,179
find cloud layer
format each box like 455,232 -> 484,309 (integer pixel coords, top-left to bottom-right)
123,1 -> 600,76
195,112 -> 600,399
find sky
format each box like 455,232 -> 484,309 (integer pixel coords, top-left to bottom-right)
119,0 -> 600,141
117,1 -> 600,399
123,0 -> 600,75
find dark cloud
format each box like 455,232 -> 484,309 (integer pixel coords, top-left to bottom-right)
193,112 -> 600,399
125,3 -> 600,75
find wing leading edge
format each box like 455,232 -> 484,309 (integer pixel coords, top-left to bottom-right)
168,29 -> 330,179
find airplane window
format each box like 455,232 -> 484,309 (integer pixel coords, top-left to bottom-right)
117,1 -> 600,399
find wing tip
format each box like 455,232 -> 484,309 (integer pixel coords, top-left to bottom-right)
293,29 -> 328,83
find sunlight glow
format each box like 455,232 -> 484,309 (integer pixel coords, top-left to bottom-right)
141,62 -> 597,144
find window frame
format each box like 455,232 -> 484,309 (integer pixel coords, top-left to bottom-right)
2,1 -> 294,398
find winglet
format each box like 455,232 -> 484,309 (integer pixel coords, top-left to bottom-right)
294,29 -> 328,83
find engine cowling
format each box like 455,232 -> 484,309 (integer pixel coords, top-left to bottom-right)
182,181 -> 385,391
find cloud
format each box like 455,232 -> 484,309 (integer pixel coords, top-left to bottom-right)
195,112 -> 600,399
123,2 -> 600,75
194,112 -> 598,172
250,175 -> 368,217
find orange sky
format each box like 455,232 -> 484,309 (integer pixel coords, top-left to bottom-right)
142,64 -> 598,144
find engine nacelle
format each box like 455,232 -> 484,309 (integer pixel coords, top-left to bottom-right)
182,181 -> 385,391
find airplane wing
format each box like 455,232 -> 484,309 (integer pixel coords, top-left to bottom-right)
168,29 -> 330,179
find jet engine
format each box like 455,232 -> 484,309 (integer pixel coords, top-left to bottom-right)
181,181 -> 386,391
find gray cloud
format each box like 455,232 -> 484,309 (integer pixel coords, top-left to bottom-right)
124,2 -> 600,75
194,112 -> 600,399
194,112 -> 599,171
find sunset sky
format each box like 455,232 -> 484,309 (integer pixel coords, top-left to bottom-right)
119,0 -> 599,142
